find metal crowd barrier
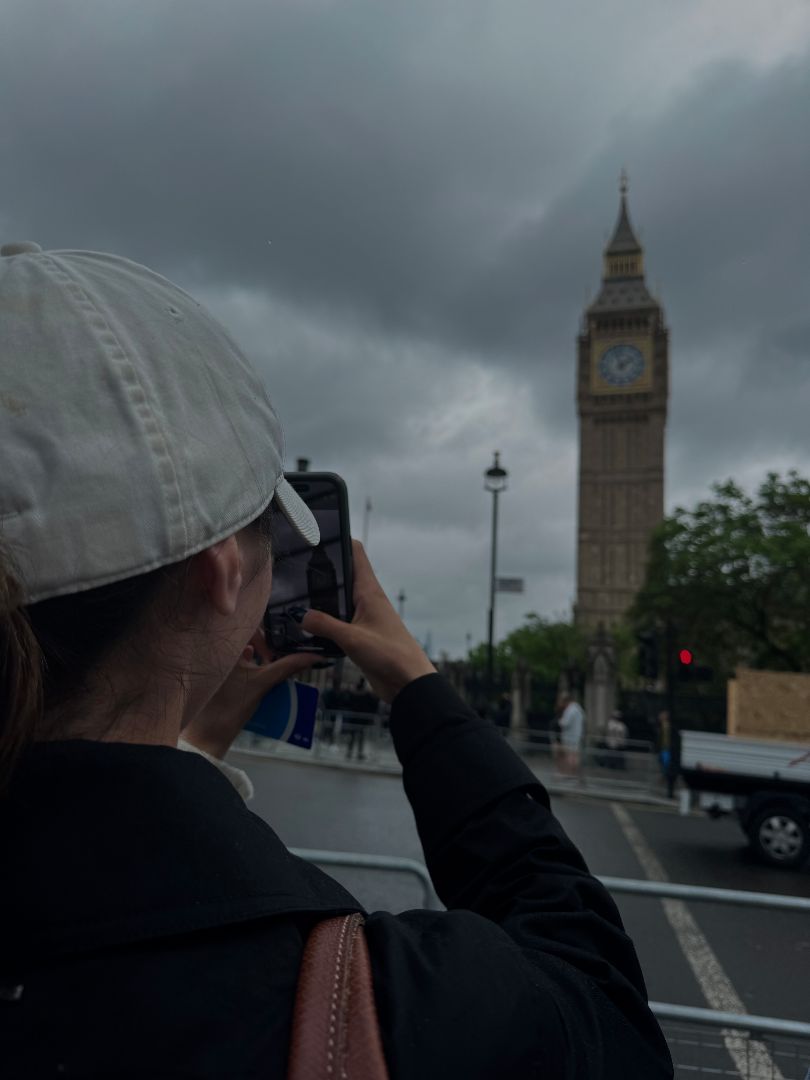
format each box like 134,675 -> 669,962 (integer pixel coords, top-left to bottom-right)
289,847 -> 440,909
508,728 -> 661,795
291,847 -> 810,1078
599,876 -> 810,913
238,710 -> 401,769
659,1019 -> 810,1079
241,714 -> 665,798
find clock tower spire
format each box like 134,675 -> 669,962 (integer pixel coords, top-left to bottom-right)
574,177 -> 669,630
603,170 -> 644,280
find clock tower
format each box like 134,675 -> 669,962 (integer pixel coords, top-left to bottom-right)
575,175 -> 669,630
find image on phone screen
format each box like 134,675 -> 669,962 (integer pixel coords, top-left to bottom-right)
264,473 -> 353,656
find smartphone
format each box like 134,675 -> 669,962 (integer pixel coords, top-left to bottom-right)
264,472 -> 354,657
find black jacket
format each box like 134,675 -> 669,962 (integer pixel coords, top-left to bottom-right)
0,674 -> 672,1078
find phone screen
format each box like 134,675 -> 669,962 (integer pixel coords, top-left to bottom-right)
264,473 -> 353,656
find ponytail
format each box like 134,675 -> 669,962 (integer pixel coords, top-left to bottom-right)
0,545 -> 43,795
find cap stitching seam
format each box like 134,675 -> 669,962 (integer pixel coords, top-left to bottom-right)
197,356 -> 268,499
37,254 -> 188,553
24,491 -> 276,604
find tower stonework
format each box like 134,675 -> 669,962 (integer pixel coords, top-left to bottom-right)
575,179 -> 669,631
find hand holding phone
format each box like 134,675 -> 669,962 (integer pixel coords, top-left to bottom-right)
295,541 -> 436,704
182,636 -> 317,758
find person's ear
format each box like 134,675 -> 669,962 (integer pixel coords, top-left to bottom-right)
195,535 -> 243,617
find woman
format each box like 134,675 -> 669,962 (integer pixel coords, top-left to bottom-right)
0,242 -> 672,1078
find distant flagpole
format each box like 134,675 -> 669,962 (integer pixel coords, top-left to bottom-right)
362,497 -> 372,549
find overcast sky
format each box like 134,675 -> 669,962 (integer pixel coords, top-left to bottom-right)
3,0 -> 809,657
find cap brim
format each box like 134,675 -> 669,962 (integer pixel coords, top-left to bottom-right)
273,475 -> 320,546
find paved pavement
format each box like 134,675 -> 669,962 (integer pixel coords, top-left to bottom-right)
236,726 -> 672,805
231,745 -> 810,1076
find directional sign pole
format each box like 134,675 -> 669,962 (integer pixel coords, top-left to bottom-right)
362,497 -> 372,550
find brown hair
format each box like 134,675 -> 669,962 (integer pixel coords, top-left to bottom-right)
0,544 -> 44,794
0,505 -> 275,796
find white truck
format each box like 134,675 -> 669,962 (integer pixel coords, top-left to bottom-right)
679,730 -> 810,868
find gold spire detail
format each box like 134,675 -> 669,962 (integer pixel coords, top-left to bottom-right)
604,172 -> 644,279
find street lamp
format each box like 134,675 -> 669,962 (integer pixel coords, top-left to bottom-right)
484,451 -> 508,691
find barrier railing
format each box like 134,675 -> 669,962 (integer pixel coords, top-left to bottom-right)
599,876 -> 810,913
239,715 -> 666,798
288,847 -> 440,909
239,711 -> 400,769
508,728 -> 661,794
290,847 -> 810,1078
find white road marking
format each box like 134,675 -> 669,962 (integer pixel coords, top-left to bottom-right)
611,802 -> 782,1080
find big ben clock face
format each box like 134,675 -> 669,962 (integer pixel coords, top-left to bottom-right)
598,344 -> 645,387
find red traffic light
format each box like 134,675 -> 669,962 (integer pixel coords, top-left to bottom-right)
679,649 -> 693,665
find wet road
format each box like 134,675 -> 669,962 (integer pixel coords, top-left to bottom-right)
234,750 -> 810,1074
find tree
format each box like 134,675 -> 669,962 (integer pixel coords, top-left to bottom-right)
631,471 -> 810,675
468,615 -> 586,687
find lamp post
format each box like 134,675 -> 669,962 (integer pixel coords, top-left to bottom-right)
362,497 -> 372,550
484,451 -> 508,692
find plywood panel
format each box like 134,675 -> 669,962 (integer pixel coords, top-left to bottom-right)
728,667 -> 810,742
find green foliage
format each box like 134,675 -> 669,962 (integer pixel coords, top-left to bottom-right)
611,620 -> 645,685
631,471 -> 810,675
468,614 -> 586,685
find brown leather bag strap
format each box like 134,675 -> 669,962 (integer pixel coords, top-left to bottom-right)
286,914 -> 390,1080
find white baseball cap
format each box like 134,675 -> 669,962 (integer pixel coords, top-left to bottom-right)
0,241 -> 319,604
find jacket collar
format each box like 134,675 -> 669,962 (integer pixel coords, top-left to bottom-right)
0,740 -> 360,958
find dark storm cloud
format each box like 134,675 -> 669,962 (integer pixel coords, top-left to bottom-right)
1,0 -> 809,652
2,2 -> 807,391
0,0 -> 579,330
449,55 -> 810,428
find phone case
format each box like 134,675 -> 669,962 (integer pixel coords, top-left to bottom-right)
265,471 -> 354,657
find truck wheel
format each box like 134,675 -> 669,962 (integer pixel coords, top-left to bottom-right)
748,806 -> 809,869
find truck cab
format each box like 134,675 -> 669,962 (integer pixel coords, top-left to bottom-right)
679,731 -> 810,869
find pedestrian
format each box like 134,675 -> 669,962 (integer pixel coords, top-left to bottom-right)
319,686 -> 339,746
657,709 -> 673,794
605,710 -> 629,770
557,691 -> 586,779
495,691 -> 512,732
551,697 -> 564,769
0,243 -> 671,1078
345,677 -> 377,761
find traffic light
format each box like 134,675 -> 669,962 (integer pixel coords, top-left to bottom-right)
636,630 -> 659,680
676,647 -> 713,682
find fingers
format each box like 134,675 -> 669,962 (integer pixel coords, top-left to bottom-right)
350,540 -> 387,604
236,627 -> 275,668
248,626 -> 275,664
267,652 -> 319,681
287,544 -> 433,703
301,607 -> 353,648
237,653 -> 318,704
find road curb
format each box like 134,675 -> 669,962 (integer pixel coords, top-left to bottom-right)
543,781 -> 676,809
229,746 -> 677,809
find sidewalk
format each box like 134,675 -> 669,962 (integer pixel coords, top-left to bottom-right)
530,765 -> 674,807
231,733 -> 676,809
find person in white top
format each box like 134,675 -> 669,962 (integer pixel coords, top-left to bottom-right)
604,711 -> 629,771
605,713 -> 628,751
557,693 -> 585,777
